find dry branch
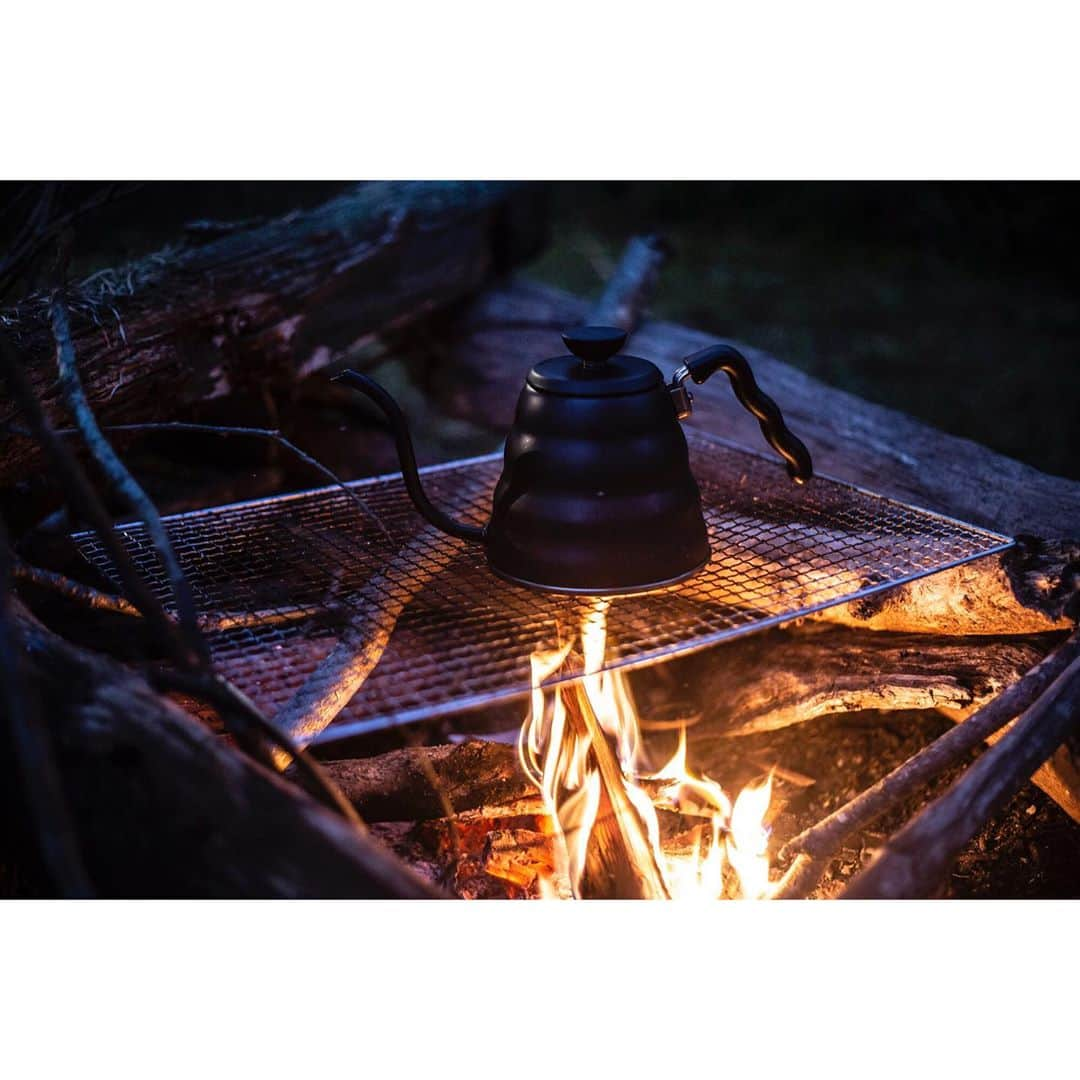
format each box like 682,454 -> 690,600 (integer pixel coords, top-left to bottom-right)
51,295 -> 207,664
323,741 -> 530,822
273,529 -> 465,756
588,234 -> 670,330
0,333 -> 190,661
842,652 -> 1080,898
681,626 -> 1049,739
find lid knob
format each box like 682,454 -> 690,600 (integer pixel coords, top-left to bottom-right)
562,325 -> 627,368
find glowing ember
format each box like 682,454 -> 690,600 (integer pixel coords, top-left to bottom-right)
518,598 -> 776,900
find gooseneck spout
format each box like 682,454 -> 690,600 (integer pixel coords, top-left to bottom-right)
333,370 -> 486,542
670,344 -> 814,484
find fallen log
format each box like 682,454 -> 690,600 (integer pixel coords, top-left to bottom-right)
322,740 -> 530,822
8,603 -> 438,898
676,624 -> 1080,822
676,626 -> 1051,738
0,181 -> 545,486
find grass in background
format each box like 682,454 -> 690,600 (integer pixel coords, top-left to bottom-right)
530,182 -> 1080,481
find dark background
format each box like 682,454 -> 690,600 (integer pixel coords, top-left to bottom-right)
532,182 -> 1080,481
6,180 -> 1078,480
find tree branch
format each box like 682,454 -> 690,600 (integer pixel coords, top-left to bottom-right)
51,294 -> 209,665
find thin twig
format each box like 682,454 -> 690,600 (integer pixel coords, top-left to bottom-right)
0,332 -> 190,662
12,558 -> 336,633
50,295 -> 208,665
78,420 -> 394,547
0,526 -> 94,897
5,414 -> 394,545
12,558 -> 143,617
842,652 -> 1080,898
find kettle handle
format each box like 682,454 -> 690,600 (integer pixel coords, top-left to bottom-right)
672,344 -> 813,484
332,370 -> 486,542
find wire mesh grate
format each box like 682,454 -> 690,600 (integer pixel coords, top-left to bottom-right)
71,430 -> 1012,744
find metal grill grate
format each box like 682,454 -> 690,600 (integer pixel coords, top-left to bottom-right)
72,430 -> 1012,744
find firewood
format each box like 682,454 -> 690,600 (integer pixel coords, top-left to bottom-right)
562,682 -> 669,899
321,741 -> 533,822
7,602 -> 438,898
771,631 -> 1080,900
680,624 -> 1080,823
842,652 -> 1080,898
680,626 -> 1051,738
0,181 -> 544,486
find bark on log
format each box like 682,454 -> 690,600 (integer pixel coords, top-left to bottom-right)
675,625 -> 1051,738
322,740 -> 530,823
677,624 -> 1080,821
0,181 -> 546,486
8,604 -> 439,898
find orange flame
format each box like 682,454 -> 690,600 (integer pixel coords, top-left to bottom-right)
519,599 -> 775,900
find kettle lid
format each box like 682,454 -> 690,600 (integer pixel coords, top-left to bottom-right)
526,326 -> 662,397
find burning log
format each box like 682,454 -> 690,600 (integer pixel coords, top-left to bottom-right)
322,740 -> 531,822
562,681 -> 670,899
0,181 -> 545,487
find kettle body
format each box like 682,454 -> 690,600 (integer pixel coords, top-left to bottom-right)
335,326 -> 812,595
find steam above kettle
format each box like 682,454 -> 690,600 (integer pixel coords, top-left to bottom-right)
335,326 -> 812,595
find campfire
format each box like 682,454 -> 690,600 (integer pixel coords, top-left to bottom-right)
1,181 -> 1076,902
519,599 -> 774,900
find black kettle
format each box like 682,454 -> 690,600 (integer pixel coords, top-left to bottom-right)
335,326 -> 812,595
